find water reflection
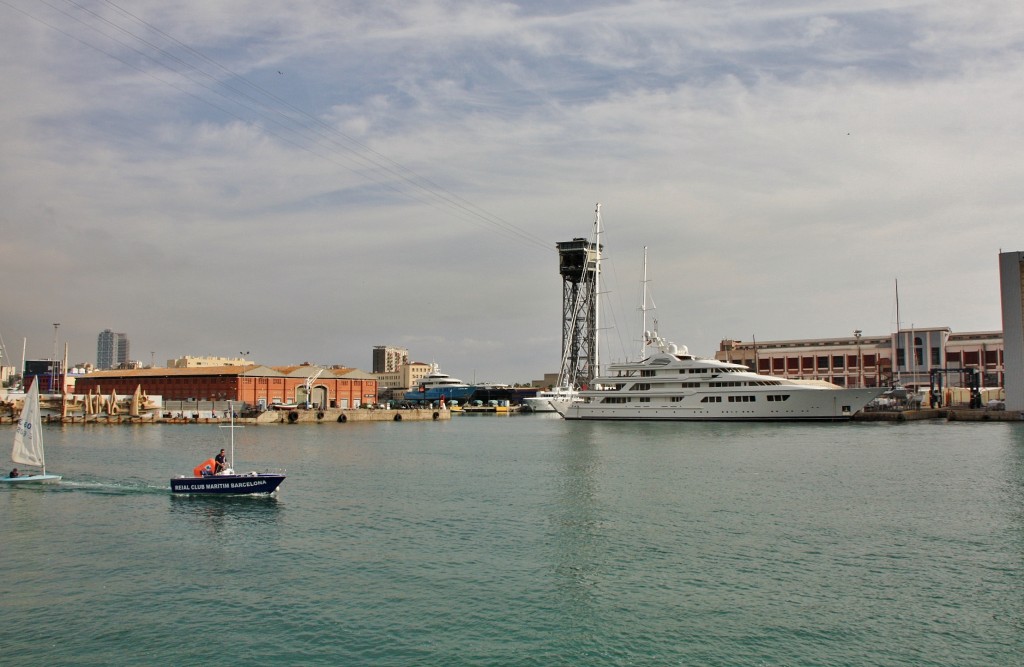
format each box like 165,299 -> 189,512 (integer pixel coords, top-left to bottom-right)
550,424 -> 605,617
168,493 -> 283,530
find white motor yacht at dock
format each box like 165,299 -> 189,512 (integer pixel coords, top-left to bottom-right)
550,330 -> 883,422
522,386 -> 580,412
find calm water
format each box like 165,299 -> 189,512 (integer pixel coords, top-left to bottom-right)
2,416 -> 1022,666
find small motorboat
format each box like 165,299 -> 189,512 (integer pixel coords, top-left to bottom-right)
170,403 -> 284,495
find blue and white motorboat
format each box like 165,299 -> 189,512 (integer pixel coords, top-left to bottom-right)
170,404 -> 284,495
404,364 -> 476,403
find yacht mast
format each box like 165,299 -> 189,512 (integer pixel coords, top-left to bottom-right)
639,246 -> 649,359
894,278 -> 901,386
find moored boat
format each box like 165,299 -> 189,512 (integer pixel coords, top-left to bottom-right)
551,330 -> 883,421
404,364 -> 476,403
522,386 -> 580,412
552,240 -> 883,422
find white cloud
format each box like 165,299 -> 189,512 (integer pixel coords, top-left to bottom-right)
2,0 -> 1022,380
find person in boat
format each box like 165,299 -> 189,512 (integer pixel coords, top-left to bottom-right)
8,468 -> 19,478
214,449 -> 228,473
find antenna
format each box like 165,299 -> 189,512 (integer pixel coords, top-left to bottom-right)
640,246 -> 649,359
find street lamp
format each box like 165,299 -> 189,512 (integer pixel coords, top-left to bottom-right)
51,323 -> 60,393
854,330 -> 863,388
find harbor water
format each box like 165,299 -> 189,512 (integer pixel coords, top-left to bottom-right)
2,416 -> 1022,665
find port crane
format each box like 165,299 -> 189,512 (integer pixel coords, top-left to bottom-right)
304,368 -> 324,409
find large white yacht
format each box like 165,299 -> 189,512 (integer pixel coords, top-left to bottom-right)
550,331 -> 883,422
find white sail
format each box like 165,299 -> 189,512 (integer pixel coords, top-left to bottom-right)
12,382 -> 45,469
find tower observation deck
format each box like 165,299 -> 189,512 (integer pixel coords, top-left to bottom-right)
555,205 -> 603,389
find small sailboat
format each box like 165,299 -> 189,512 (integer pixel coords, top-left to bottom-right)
2,382 -> 62,484
170,403 -> 285,495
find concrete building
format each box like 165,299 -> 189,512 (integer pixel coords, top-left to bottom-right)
999,251 -> 1024,411
96,329 -> 129,370
373,361 -> 432,400
167,355 -> 253,368
373,345 -> 409,373
717,328 -> 1003,391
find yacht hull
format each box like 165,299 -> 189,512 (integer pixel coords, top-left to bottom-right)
552,388 -> 881,422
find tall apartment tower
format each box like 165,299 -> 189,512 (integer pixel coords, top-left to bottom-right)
373,345 -> 409,373
999,251 -> 1024,412
97,329 -> 130,370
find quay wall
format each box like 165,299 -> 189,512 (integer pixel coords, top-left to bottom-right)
854,409 -> 1023,422
14,407 -> 451,425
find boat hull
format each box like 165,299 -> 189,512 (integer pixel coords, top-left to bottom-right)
403,386 -> 476,402
1,473 -> 62,484
522,396 -> 557,412
170,473 -> 285,495
552,388 -> 881,422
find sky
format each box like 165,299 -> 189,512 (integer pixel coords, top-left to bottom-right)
2,0 -> 1023,383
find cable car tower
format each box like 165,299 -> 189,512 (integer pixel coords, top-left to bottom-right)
555,204 -> 603,389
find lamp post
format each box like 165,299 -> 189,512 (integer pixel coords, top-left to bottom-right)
51,323 -> 60,393
854,330 -> 863,388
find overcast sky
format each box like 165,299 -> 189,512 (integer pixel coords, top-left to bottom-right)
2,1 -> 1022,383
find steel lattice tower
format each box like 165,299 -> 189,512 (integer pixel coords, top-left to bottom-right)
556,205 -> 602,388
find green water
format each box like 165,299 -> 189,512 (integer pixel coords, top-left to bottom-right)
2,417 -> 1022,665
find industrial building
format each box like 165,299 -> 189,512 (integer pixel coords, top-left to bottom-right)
716,328 -> 1004,391
73,364 -> 377,409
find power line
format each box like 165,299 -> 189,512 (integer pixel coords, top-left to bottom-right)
4,0 -> 556,252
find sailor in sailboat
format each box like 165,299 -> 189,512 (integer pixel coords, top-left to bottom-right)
3,381 -> 62,484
